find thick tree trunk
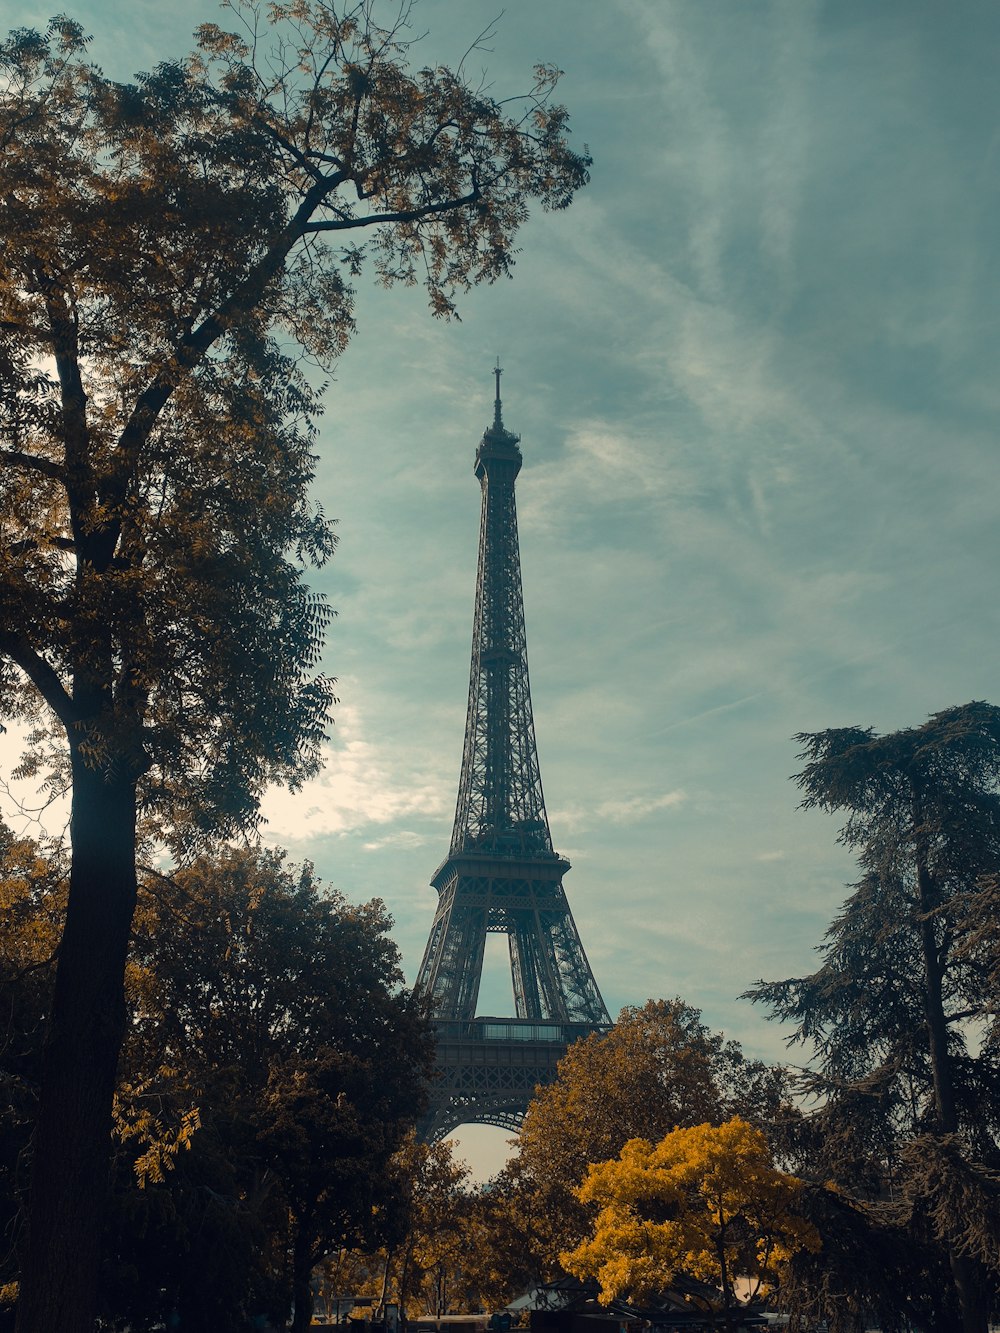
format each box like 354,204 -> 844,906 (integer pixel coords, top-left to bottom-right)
951,1253 -> 989,1333
290,1228 -> 316,1333
15,753 -> 138,1333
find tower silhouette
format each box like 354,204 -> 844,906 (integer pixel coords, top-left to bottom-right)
416,368 -> 610,1140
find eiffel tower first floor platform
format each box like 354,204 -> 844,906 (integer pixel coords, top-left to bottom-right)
417,1016 -> 611,1142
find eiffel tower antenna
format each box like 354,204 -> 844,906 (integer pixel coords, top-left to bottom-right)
416,369 -> 611,1140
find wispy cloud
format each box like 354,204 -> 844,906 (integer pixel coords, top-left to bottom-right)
598,790 -> 687,822
553,789 -> 686,833
259,698 -> 450,843
362,830 -> 431,853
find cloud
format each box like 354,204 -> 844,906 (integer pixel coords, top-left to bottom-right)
259,697 -> 450,844
553,789 -> 687,833
362,830 -> 432,853
755,850 -> 786,863
598,790 -> 688,822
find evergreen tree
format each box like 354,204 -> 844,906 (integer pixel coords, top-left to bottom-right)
746,702 -> 1000,1332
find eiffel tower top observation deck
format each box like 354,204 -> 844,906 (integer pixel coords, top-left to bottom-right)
415,369 -> 610,1052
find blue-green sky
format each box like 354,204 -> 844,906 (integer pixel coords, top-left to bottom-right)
5,0 -> 1000,1171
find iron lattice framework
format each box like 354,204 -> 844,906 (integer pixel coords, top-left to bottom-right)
416,370 -> 610,1141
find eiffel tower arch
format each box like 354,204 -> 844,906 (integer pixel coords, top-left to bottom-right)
416,369 -> 611,1142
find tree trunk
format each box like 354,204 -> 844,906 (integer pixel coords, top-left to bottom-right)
15,754 -> 138,1333
912,793 -> 988,1333
714,1227 -> 736,1333
377,1247 -> 394,1317
951,1252 -> 989,1333
398,1239 -> 414,1323
290,1228 -> 316,1333
912,856 -> 957,1134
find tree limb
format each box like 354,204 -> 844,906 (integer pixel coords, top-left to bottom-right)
303,186 -> 480,233
0,449 -> 65,482
0,630 -> 77,728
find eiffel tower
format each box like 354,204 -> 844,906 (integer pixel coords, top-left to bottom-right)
416,367 -> 611,1141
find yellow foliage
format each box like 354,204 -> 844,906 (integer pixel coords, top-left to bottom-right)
562,1117 -> 819,1309
112,1075 -> 201,1188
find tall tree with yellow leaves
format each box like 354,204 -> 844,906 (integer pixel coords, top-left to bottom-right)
509,1000 -> 787,1272
562,1118 -> 819,1333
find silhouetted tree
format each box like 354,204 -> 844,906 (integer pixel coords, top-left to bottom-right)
746,702 -> 1000,1333
0,7 -> 590,1328
0,828 -> 62,1330
110,849 -> 432,1333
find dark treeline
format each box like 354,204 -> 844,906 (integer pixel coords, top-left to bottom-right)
3,705 -> 1000,1331
0,841 -> 431,1333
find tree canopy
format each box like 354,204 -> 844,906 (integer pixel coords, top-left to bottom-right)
746,702 -> 1000,1332
0,843 -> 430,1333
562,1118 -> 819,1327
504,999 -> 788,1274
0,0 -> 589,848
0,6 -> 590,1328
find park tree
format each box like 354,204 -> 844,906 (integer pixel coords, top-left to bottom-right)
507,999 -> 788,1272
774,1181 -> 960,1333
115,848 -> 432,1333
458,1169 -> 555,1309
746,702 -> 1000,1333
562,1118 -> 820,1332
325,1135 -> 475,1321
0,4 -> 590,1328
0,829 -> 62,1327
393,1137 -> 473,1318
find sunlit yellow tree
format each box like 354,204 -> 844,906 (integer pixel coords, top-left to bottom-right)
562,1118 -> 819,1329
507,999 -> 788,1273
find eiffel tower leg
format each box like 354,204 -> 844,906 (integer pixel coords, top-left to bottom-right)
509,910 -> 567,1021
545,910 -> 609,1024
414,882 -> 488,1021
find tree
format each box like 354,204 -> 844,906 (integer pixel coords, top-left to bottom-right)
508,999 -> 788,1272
0,6 -> 590,1328
326,1136 -> 476,1321
393,1137 -> 473,1318
745,702 -> 1000,1333
0,829 -> 62,1331
118,848 -> 432,1333
774,1180 -> 960,1333
458,1169 -> 555,1310
562,1118 -> 820,1332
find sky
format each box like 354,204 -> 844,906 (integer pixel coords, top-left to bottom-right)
4,0 -> 1000,1175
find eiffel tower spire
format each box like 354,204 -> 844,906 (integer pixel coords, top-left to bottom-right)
415,373 -> 610,1139
449,364 -> 554,869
